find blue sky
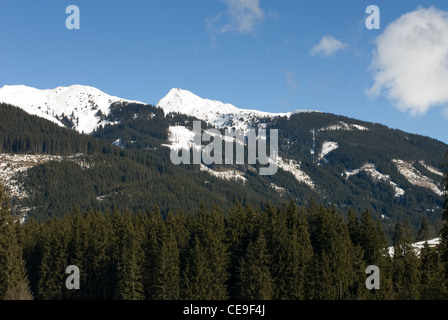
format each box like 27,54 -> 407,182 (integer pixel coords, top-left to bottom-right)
1,0 -> 447,144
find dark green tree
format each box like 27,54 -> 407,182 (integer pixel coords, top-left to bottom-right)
391,221 -> 420,300
419,242 -> 445,299
417,216 -> 430,242
114,210 -> 145,300
196,203 -> 229,299
347,209 -> 360,247
358,210 -> 393,299
226,202 -> 258,299
143,206 -> 166,299
36,217 -> 71,299
238,231 -> 274,300
153,231 -> 180,300
274,202 -> 314,300
182,235 -> 215,299
0,184 -> 33,300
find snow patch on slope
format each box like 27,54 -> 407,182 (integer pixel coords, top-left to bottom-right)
345,163 -> 405,197
163,125 -> 197,151
200,164 -> 247,184
388,238 -> 440,257
0,85 -> 144,134
278,158 -> 315,189
163,126 -> 248,184
318,141 -> 339,161
318,121 -> 369,132
270,183 -> 286,194
418,160 -> 444,177
157,88 -> 318,131
393,159 -> 443,196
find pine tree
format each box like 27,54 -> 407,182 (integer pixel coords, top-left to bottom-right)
373,220 -> 394,299
196,203 -> 229,299
273,201 -> 313,300
417,216 -> 430,242
307,205 -> 360,299
153,231 -> 180,300
392,221 -> 420,300
182,235 -> 215,300
0,184 -> 33,300
20,217 -> 42,297
114,210 -> 145,300
358,210 -> 393,299
36,217 -> 71,300
238,231 -> 274,300
65,208 -> 87,300
359,210 -> 377,264
419,242 -> 445,299
84,210 -> 114,299
311,251 -> 334,300
347,209 -> 360,247
264,202 -> 288,299
297,208 -> 315,300
165,210 -> 190,298
144,205 -> 168,299
226,201 -> 256,299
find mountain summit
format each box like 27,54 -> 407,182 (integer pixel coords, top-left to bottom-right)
0,84 -> 144,134
157,88 -> 318,131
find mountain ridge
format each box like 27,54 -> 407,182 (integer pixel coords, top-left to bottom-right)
0,84 -> 320,134
156,87 -> 319,131
0,84 -> 446,239
0,84 -> 145,134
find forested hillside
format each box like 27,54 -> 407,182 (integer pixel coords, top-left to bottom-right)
0,103 -> 286,221
1,101 -> 447,242
1,180 -> 447,300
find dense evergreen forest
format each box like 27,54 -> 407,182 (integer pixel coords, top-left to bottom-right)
1,166 -> 447,300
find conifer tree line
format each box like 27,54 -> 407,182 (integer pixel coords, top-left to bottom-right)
1,174 -> 448,300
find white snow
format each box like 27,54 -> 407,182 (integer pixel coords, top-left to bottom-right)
0,85 -> 144,134
163,125 -> 200,153
418,160 -> 444,177
157,88 -> 318,132
345,163 -> 405,197
393,159 -> 443,196
345,168 -> 360,179
317,121 -> 369,132
112,139 -> 122,147
318,141 -> 339,161
270,183 -> 286,194
200,164 -> 247,184
163,126 -> 247,184
352,124 -> 369,131
388,238 -> 440,257
278,158 -> 315,189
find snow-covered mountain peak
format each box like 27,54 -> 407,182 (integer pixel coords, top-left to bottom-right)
0,84 -> 144,134
158,88 -> 240,118
157,88 -> 319,131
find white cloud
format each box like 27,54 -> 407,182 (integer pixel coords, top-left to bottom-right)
310,35 -> 347,57
367,7 -> 448,115
206,0 -> 265,39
